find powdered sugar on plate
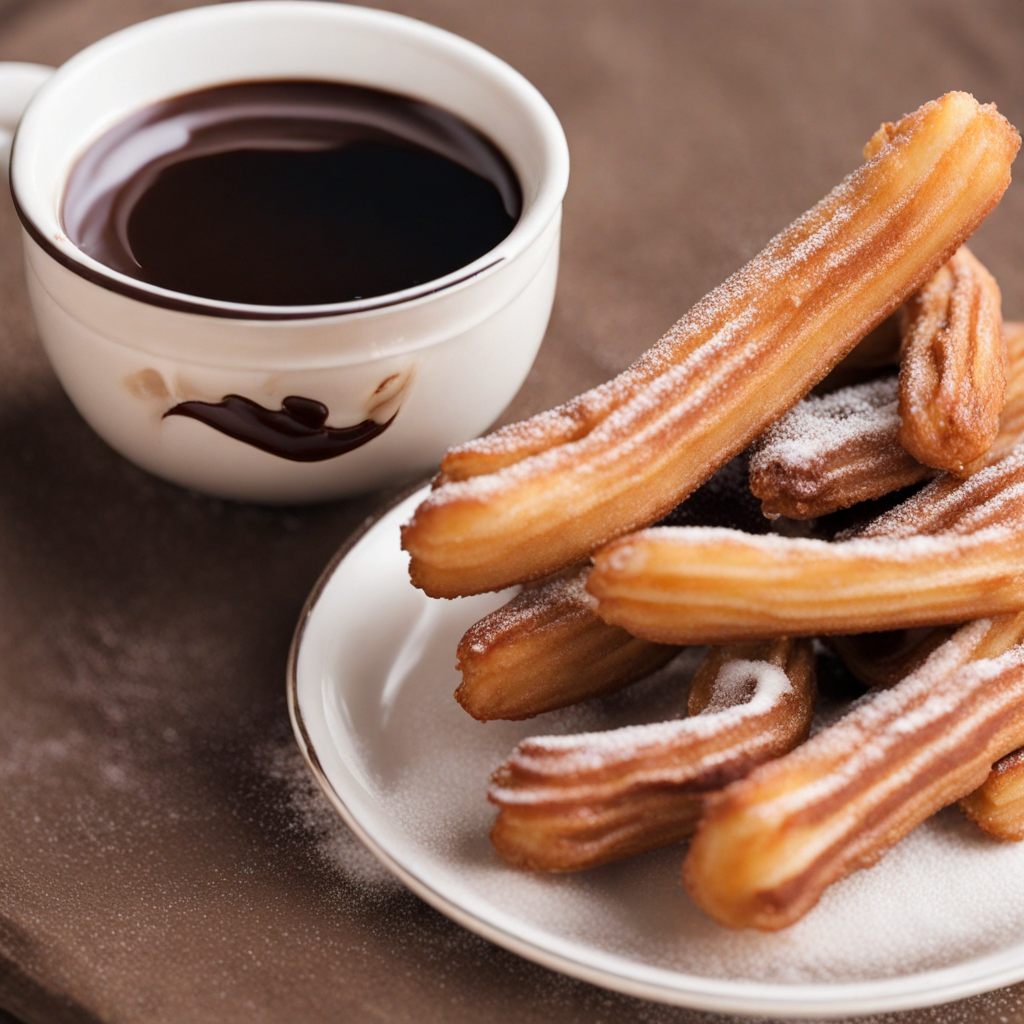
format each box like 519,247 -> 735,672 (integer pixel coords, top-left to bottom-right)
291,489 -> 1024,1012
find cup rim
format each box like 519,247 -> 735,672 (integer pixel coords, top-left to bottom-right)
9,1 -> 569,321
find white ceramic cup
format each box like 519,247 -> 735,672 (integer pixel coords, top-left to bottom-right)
0,2 -> 568,503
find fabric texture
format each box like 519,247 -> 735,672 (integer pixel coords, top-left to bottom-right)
1,1 -> 1024,1021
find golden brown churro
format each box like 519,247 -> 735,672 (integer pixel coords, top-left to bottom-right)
588,445 -> 1024,644
899,246 -> 1006,473
402,93 -> 1019,597
963,320 -> 1024,472
827,627 -> 955,689
749,320 -> 1024,521
829,598 -> 1024,694
749,376 -> 933,520
960,749 -> 1024,841
455,566 -> 678,722
816,314 -> 901,392
807,393 -> 1024,686
489,639 -> 815,871
683,615 -> 1024,930
455,457 -> 765,722
954,596 -> 1024,843
848,441 -> 1024,540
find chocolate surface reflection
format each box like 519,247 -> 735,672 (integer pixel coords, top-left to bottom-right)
163,395 -> 396,461
63,80 -> 522,306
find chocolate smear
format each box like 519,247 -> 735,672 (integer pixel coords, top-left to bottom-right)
163,395 -> 396,462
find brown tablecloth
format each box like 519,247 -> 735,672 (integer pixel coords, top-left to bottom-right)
3,1 -> 1024,1021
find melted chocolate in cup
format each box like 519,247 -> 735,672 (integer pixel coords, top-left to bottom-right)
66,81 -> 521,460
62,80 -> 522,306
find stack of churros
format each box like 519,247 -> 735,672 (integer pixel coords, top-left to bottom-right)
401,92 -> 1024,931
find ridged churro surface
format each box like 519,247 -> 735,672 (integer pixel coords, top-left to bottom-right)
960,748 -> 1024,841
749,376 -> 932,520
402,93 -> 1020,597
455,457 -> 762,722
588,442 -> 1024,644
899,246 -> 1006,473
683,617 -> 1024,930
750,320 -> 1024,519
827,628 -> 954,689
489,639 -> 814,871
455,566 -> 678,721
590,526 -> 1024,643
963,320 -> 1024,472
850,442 -> 1024,540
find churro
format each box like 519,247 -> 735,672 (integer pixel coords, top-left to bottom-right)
814,314 -> 901,393
402,93 -> 1019,597
749,375 -> 933,520
848,441 -> 1024,540
750,320 -> 1024,520
899,246 -> 1006,473
828,611 -> 1024,691
455,566 -> 678,722
588,442 -> 1024,644
683,615 -> 1024,930
489,638 -> 815,871
827,627 -> 954,689
956,588 -> 1024,843
960,748 -> 1024,841
455,457 -> 763,722
964,319 -> 1024,472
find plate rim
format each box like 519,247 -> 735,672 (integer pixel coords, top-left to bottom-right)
287,484 -> 1024,1019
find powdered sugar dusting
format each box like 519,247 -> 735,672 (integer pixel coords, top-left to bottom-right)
323,578 -> 1024,986
260,736 -> 401,893
459,568 -> 592,655
416,95 -> 978,526
633,522 -> 1015,562
852,442 -> 1024,538
309,487 -> 1024,991
752,376 -> 902,482
492,658 -> 793,789
766,626 -> 1024,819
711,658 -> 791,709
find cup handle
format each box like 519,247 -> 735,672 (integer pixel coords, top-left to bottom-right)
0,63 -> 55,178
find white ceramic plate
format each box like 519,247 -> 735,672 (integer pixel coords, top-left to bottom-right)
288,487 -> 1024,1018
